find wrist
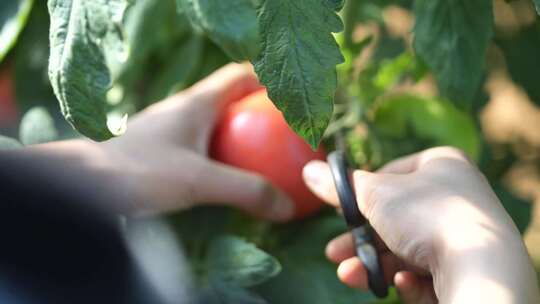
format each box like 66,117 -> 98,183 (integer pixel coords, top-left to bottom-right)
434,222 -> 538,303
31,140 -> 136,214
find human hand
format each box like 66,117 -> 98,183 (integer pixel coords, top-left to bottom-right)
303,147 -> 539,303
97,64 -> 293,220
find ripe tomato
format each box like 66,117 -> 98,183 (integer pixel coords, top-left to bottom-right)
0,66 -> 18,127
211,89 -> 326,219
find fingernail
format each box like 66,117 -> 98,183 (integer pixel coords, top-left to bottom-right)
271,190 -> 295,221
303,162 -> 324,187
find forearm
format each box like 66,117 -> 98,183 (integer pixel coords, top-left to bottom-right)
435,225 -> 539,303
0,140 -> 131,214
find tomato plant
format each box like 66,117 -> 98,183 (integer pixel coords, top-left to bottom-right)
211,90 -> 327,219
2,0 -> 540,303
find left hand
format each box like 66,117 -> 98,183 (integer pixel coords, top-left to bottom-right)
33,64 -> 294,220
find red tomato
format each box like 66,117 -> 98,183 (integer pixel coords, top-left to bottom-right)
0,66 -> 18,127
211,89 -> 326,219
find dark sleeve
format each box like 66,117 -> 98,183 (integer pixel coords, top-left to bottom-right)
0,156 -> 172,304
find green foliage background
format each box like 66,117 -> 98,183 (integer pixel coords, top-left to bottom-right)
2,0 -> 540,303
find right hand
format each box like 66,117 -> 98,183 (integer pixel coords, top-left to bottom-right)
303,147 -> 539,303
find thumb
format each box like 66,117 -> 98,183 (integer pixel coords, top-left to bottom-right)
155,63 -> 262,129
303,160 -> 387,222
191,161 -> 295,222
352,170 -> 385,220
185,63 -> 262,111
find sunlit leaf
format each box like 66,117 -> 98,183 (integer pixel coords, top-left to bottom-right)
48,0 -> 129,141
253,0 -> 344,149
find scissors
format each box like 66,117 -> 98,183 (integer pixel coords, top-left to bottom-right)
327,134 -> 388,298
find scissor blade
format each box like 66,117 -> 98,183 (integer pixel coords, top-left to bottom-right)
351,225 -> 388,298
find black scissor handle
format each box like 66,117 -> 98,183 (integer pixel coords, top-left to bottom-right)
327,151 -> 388,298
327,151 -> 365,227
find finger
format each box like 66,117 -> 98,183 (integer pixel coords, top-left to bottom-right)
139,64 -> 262,144
303,160 -> 340,207
337,254 -> 400,290
304,161 -> 389,218
304,160 -> 401,236
395,271 -> 422,303
378,146 -> 470,175
326,232 -> 388,264
352,170 -> 388,219
144,63 -> 261,124
416,146 -> 471,168
304,161 -> 394,230
326,233 -> 354,263
377,152 -> 422,174
183,63 -> 262,110
395,271 -> 437,304
192,161 -> 294,222
337,258 -> 367,289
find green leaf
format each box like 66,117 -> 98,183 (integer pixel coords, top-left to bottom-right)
495,24 -> 540,104
114,0 -> 195,109
48,0 -> 129,141
168,207 -> 231,253
253,0 -> 344,149
256,215 -> 376,303
186,39 -> 231,84
352,52 -> 426,110
413,0 -> 493,104
178,0 -> 260,61
0,0 -> 34,63
123,0 -> 189,67
0,135 -> 23,150
372,94 -> 481,160
19,106 -> 58,145
325,0 -> 345,11
207,235 -> 281,288
535,0 -> 540,15
169,209 -> 278,304
373,52 -> 424,92
146,34 -> 204,102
